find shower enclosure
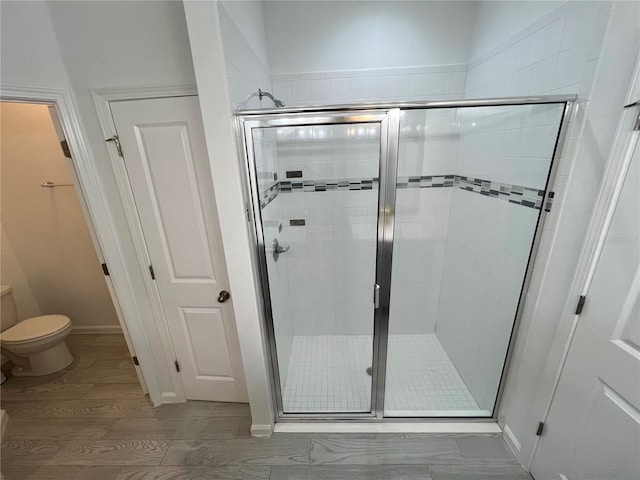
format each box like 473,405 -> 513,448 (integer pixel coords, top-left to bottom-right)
237,96 -> 573,420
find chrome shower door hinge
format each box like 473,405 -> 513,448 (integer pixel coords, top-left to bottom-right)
373,284 -> 380,309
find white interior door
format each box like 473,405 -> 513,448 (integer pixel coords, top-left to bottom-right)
530,120 -> 640,479
47,106 -> 148,394
110,96 -> 248,402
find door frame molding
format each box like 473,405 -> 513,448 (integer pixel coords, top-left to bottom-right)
92,84 -> 199,404
528,79 -> 640,469
0,83 -> 171,403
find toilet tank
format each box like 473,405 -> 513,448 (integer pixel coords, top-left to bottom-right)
0,286 -> 19,332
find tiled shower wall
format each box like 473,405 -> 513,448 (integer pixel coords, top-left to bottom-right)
254,129 -> 293,390
436,104 -> 564,412
269,118 -> 463,337
389,109 -> 459,334
275,125 -> 380,336
272,64 -> 467,106
218,3 -> 271,109
434,1 -> 613,411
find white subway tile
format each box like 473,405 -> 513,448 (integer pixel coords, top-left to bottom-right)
311,79 -> 331,102
553,43 -> 589,90
408,73 -> 430,97
560,2 -> 599,51
388,75 -> 410,99
370,75 -> 391,98
330,77 -> 350,100
290,79 -> 311,104
349,77 -> 370,100
428,72 -> 449,95
534,18 -> 565,62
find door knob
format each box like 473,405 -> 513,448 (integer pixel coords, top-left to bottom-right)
218,290 -> 231,303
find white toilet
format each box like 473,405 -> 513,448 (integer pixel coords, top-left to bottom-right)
0,286 -> 73,377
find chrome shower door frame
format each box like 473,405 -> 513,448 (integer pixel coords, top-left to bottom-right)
236,96 -> 576,423
239,110 -> 398,419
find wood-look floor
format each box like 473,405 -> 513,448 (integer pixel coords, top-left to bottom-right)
1,334 -> 531,480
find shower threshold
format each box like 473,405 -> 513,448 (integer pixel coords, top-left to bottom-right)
274,422 -> 501,434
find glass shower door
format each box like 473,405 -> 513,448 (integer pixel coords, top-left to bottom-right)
384,104 -> 566,417
247,116 -> 386,414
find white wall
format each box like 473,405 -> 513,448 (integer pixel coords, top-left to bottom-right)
0,102 -> 119,328
0,1 -> 70,89
220,0 -> 270,69
264,1 -> 476,74
218,2 -> 271,108
469,1 -> 567,61
1,226 -> 42,320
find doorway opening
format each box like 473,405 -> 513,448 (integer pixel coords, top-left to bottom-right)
0,101 -> 146,392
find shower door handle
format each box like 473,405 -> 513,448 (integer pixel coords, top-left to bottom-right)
373,284 -> 380,309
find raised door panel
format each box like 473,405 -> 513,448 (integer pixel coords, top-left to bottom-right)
133,123 -> 216,282
180,308 -> 233,378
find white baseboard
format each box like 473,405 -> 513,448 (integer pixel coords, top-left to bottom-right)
251,423 -> 274,438
71,325 -> 123,334
274,422 -> 501,434
503,423 -> 522,453
159,392 -> 184,405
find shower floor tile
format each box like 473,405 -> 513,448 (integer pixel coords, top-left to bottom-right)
282,334 -> 488,416
282,335 -> 373,413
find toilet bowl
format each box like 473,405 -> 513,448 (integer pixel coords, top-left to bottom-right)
0,286 -> 73,377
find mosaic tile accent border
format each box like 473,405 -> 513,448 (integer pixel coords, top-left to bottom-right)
455,176 -> 546,210
279,178 -> 379,193
259,182 -> 279,209
260,175 -> 550,211
396,175 -> 455,189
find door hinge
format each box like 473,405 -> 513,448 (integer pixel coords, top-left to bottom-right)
60,139 -> 72,158
101,263 -> 110,276
106,135 -> 123,157
575,295 -> 586,315
536,421 -> 545,436
149,265 -> 156,280
132,356 -> 139,366
245,202 -> 251,222
174,360 -> 180,372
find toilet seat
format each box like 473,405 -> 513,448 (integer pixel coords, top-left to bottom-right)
0,315 -> 71,345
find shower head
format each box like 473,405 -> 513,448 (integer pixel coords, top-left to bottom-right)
258,88 -> 286,107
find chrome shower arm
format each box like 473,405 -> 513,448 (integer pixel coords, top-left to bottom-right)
258,88 -> 286,107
